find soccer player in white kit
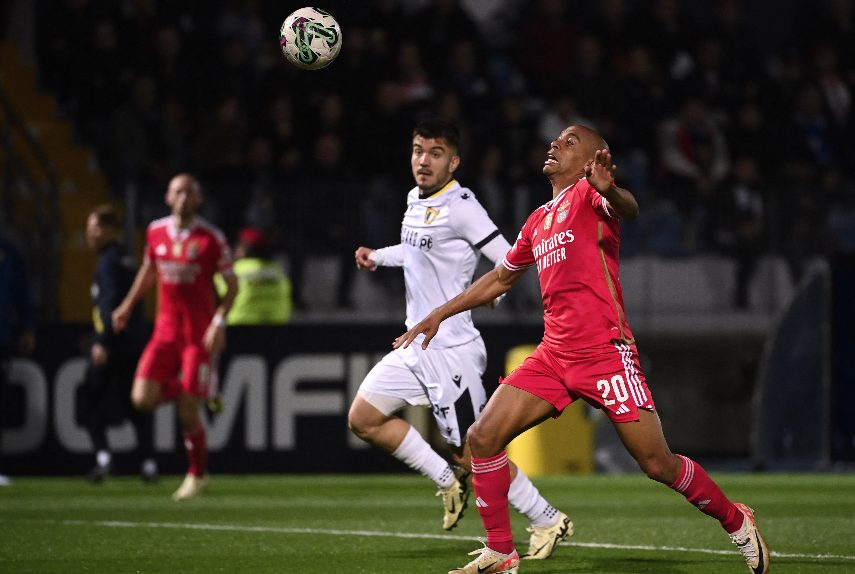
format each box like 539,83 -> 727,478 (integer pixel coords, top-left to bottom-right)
349,119 -> 571,559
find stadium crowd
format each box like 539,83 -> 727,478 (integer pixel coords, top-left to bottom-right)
32,0 -> 855,310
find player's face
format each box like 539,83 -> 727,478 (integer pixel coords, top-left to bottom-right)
85,214 -> 105,250
411,136 -> 460,195
166,176 -> 202,218
543,126 -> 597,179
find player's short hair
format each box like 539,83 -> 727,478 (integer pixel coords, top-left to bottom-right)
413,118 -> 460,151
89,204 -> 122,229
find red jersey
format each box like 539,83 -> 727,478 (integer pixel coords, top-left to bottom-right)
503,178 -> 634,351
145,216 -> 233,343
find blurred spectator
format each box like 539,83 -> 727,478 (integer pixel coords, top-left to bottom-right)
443,40 -> 491,116
394,41 -> 434,104
658,96 -> 730,236
780,159 -> 827,282
287,132 -> 359,310
789,83 -> 836,168
77,18 -> 130,132
827,174 -> 855,254
539,96 -> 594,149
811,42 -> 852,130
412,0 -> 479,78
0,232 -> 36,486
216,227 -> 292,324
637,0 -> 693,79
512,0 -> 577,96
590,0 -> 636,68
709,156 -> 767,309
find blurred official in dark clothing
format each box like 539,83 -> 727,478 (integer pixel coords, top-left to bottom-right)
0,232 -> 36,486
84,205 -> 157,483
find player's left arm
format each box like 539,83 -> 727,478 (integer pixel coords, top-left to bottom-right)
586,149 -> 639,220
450,192 -> 513,307
204,272 -> 237,354
394,264 -> 525,350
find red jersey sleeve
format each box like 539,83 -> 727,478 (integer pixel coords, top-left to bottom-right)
143,223 -> 155,263
502,214 -> 536,271
581,178 -> 616,219
217,240 -> 234,275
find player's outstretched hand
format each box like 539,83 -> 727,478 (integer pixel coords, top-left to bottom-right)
112,304 -> 131,332
355,246 -> 377,271
393,313 -> 441,350
586,149 -> 617,194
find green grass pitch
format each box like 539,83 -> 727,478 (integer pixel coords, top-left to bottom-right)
1,473 -> 853,573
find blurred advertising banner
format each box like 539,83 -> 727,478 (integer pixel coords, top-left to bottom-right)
2,324 -> 765,476
1,324 -> 542,476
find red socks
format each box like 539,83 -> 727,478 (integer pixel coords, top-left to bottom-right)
183,426 -> 208,477
471,451 -> 514,555
670,454 -> 743,533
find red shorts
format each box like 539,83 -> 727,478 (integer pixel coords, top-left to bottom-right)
502,340 -> 655,422
135,336 -> 219,399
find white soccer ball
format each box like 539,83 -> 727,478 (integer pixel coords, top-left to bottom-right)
279,7 -> 342,70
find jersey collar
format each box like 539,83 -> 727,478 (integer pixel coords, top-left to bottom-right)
544,179 -> 581,211
167,215 -> 198,241
420,179 -> 459,200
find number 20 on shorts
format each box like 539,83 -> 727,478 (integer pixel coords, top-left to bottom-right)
597,374 -> 630,405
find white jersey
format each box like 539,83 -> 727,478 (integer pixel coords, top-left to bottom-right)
400,180 -> 506,348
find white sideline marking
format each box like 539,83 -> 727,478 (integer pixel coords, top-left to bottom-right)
55,519 -> 854,562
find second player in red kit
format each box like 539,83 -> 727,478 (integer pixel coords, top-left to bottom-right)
114,173 -> 238,501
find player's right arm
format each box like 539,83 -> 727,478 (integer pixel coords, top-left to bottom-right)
355,244 -> 404,271
112,258 -> 156,332
393,264 -> 525,350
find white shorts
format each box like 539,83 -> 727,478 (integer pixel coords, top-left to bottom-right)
357,337 -> 488,447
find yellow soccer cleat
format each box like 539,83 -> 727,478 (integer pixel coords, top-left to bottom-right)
449,542 -> 519,574
172,473 -> 208,501
522,511 -> 574,560
730,503 -> 771,574
437,467 -> 470,530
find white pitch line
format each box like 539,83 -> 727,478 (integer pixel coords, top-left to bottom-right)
55,519 -> 855,562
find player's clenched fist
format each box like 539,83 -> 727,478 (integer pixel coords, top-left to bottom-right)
112,303 -> 132,332
355,246 -> 377,271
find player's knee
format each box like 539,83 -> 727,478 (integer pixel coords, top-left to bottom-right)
466,421 -> 502,458
347,408 -> 375,441
637,455 -> 673,484
131,385 -> 157,411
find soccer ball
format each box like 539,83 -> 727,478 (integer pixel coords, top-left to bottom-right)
279,7 -> 342,70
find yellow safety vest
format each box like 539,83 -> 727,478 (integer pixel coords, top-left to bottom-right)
216,258 -> 292,324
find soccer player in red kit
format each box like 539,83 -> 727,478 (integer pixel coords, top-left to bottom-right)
395,125 -> 770,574
113,173 -> 238,501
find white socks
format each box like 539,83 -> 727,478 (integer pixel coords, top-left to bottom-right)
508,469 -> 557,527
96,450 -> 111,468
388,424 -> 562,521
391,426 -> 455,489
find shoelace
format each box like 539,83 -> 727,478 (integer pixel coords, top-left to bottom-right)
466,541 -> 505,563
730,532 -> 758,562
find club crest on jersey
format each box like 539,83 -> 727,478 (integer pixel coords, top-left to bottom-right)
557,199 -> 570,223
172,243 -> 182,257
425,207 -> 439,225
543,212 -> 553,230
424,207 -> 440,224
156,244 -> 167,256
187,240 -> 200,260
